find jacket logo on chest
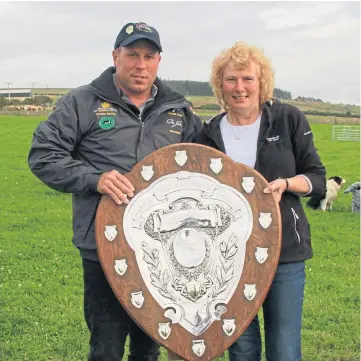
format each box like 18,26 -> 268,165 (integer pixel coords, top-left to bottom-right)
99,116 -> 115,130
266,135 -> 279,142
94,102 -> 118,117
166,118 -> 183,135
166,118 -> 183,128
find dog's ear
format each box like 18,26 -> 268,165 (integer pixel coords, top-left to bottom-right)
331,176 -> 343,185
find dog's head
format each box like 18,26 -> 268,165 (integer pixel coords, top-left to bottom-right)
344,182 -> 361,194
329,176 -> 346,186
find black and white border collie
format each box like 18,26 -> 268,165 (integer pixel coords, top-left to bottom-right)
307,176 -> 346,211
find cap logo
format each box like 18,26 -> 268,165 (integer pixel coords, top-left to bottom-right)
136,22 -> 152,33
126,25 -> 133,34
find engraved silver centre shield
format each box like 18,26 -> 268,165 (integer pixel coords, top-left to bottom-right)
123,171 -> 253,336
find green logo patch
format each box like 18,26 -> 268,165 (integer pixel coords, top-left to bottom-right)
99,117 -> 115,130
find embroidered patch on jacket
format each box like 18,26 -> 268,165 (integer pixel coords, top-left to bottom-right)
165,118 -> 183,134
94,102 -> 118,117
168,109 -> 183,117
99,116 -> 115,130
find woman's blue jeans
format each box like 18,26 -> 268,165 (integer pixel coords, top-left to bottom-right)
229,261 -> 306,361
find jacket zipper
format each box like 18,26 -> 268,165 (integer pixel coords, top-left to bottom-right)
291,207 -> 301,243
138,114 -> 145,142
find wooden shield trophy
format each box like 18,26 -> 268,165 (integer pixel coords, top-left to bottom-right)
95,143 -> 281,361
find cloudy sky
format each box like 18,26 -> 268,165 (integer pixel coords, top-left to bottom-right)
0,1 -> 360,104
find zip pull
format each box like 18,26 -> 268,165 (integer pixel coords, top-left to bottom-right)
140,121 -> 145,142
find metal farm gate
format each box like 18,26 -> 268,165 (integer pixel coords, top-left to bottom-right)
332,126 -> 360,142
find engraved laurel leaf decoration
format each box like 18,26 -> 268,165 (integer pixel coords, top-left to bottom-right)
163,269 -> 170,285
141,242 -> 155,264
141,242 -> 176,301
213,233 -> 239,297
159,289 -> 171,299
227,244 -> 238,258
150,273 -> 162,288
225,267 -> 234,282
216,266 -> 222,284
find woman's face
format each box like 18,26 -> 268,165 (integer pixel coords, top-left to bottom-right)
222,61 -> 261,115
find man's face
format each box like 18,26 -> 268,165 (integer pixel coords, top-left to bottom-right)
112,40 -> 161,96
222,61 -> 261,115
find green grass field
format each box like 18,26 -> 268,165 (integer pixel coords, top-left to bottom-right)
0,116 -> 359,361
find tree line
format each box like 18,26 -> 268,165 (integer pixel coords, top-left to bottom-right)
0,95 -> 53,109
161,79 -> 292,100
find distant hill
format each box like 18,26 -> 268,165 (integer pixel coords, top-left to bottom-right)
161,79 -> 292,100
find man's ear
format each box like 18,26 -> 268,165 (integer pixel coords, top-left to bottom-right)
112,49 -> 118,65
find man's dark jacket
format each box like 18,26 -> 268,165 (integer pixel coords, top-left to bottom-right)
28,66 -> 201,261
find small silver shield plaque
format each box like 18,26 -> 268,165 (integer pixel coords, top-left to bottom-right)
104,225 -> 117,242
255,247 -> 268,264
158,322 -> 171,340
192,340 -> 206,357
210,158 -> 223,174
242,177 -> 255,193
243,284 -> 257,301
259,212 -> 272,229
175,150 -> 188,167
141,165 -> 154,181
114,259 -> 128,276
222,319 -> 236,336
131,291 -> 145,308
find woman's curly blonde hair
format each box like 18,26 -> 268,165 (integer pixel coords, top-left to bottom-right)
210,42 -> 275,110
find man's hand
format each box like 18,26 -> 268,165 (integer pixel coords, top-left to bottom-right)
263,178 -> 288,203
97,170 -> 135,205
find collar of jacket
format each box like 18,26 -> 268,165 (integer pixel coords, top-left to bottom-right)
88,66 -> 185,109
202,102 -> 274,155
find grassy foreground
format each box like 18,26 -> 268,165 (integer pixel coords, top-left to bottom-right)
0,116 -> 359,361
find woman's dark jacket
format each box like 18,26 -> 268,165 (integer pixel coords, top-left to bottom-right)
195,100 -> 326,263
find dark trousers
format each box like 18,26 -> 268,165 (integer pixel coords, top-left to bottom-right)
82,258 -> 160,361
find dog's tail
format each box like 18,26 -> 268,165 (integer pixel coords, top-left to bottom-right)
306,196 -> 322,209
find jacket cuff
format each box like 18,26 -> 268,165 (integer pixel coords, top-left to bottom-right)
87,173 -> 103,193
288,175 -> 313,197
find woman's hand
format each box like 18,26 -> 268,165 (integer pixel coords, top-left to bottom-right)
263,179 -> 288,203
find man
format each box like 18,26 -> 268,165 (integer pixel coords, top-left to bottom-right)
28,21 -> 201,361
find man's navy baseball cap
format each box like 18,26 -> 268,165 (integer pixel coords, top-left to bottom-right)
114,22 -> 162,52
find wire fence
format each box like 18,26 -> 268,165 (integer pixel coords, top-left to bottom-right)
332,125 -> 361,142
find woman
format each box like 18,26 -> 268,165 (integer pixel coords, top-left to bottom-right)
195,42 -> 326,361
